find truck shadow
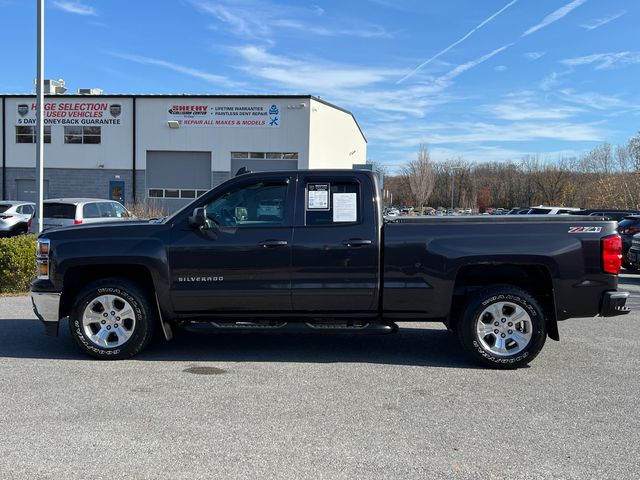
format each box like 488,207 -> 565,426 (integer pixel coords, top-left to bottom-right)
0,319 -> 481,369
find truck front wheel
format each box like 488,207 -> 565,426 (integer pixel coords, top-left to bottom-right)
69,278 -> 156,360
457,285 -> 547,369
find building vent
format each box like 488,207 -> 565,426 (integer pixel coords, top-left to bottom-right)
42,79 -> 67,95
77,88 -> 104,95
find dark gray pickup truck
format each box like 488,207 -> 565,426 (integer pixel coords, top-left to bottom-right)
31,170 -> 629,368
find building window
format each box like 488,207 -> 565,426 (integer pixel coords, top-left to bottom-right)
148,188 -> 209,199
231,152 -> 298,160
15,126 -> 51,143
64,126 -> 101,144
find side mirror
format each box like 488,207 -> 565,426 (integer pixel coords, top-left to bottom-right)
188,207 -> 206,228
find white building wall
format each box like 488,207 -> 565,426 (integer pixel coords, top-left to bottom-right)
4,96 -> 133,169
308,98 -> 367,169
135,97 -> 312,171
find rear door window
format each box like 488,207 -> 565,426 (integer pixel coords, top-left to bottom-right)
44,203 -> 76,219
98,202 -> 116,218
304,181 -> 361,226
83,203 -> 101,219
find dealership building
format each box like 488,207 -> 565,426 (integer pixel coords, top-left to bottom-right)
0,90 -> 366,210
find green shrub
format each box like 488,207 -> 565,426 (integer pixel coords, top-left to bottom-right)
0,234 -> 37,294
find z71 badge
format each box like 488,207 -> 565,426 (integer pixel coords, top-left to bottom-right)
568,226 -> 602,233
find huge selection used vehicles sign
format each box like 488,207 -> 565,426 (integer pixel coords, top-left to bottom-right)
15,102 -> 123,126
167,103 -> 280,128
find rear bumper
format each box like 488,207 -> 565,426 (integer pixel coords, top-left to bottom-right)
31,291 -> 62,336
599,291 -> 630,317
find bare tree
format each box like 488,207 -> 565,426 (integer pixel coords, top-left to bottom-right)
401,144 -> 435,213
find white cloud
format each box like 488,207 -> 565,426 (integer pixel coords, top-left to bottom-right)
52,1 -> 96,16
109,52 -> 242,89
524,52 -> 545,61
581,11 -> 626,30
366,119 -> 606,148
495,65 -> 508,72
192,0 -> 390,40
437,43 -> 513,83
481,101 -> 584,121
558,89 -> 627,110
561,51 -> 640,70
522,0 -> 587,37
539,72 -> 559,91
397,0 -> 519,83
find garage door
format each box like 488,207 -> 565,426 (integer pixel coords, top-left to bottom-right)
146,151 -> 212,212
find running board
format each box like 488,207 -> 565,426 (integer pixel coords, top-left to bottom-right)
182,320 -> 398,335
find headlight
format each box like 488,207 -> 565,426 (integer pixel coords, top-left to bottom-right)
36,238 -> 50,279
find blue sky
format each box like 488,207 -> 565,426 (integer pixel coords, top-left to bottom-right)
1,0 -> 639,172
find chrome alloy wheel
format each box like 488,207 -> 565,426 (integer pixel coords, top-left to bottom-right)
82,294 -> 136,348
475,301 -> 533,357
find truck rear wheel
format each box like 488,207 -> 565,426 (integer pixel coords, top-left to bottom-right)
69,278 -> 156,360
457,285 -> 546,369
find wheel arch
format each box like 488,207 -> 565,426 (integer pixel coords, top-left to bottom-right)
60,265 -> 166,330
449,263 -> 559,341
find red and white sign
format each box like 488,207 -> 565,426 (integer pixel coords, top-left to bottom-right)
15,102 -> 123,126
167,103 -> 280,128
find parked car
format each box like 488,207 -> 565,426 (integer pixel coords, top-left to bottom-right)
41,198 -> 134,231
507,207 -> 532,215
31,169 -> 629,368
568,209 -> 640,222
0,201 -> 35,237
626,233 -> 640,270
527,206 -> 581,215
617,215 -> 640,270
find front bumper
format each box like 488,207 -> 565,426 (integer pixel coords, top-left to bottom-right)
31,291 -> 62,336
599,291 -> 630,317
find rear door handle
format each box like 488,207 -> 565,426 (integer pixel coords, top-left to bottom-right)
342,239 -> 372,247
258,240 -> 288,248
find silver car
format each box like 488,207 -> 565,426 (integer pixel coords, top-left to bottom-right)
42,198 -> 134,230
0,201 -> 36,237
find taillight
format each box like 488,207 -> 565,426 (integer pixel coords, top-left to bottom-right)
0,214 -> 13,219
618,226 -> 640,235
74,219 -> 83,225
602,235 -> 622,274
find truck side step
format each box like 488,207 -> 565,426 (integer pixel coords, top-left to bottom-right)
182,320 -> 398,335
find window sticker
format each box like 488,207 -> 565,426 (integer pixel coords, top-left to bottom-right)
307,183 -> 330,210
332,193 -> 357,222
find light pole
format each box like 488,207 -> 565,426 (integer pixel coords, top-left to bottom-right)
450,166 -> 462,214
35,0 -> 45,233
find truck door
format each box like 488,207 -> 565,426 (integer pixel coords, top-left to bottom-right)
168,175 -> 294,313
291,174 -> 380,311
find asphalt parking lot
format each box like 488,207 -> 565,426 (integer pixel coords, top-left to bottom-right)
1,276 -> 639,480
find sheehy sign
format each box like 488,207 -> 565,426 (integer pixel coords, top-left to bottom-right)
167,103 -> 280,128
15,102 -> 123,126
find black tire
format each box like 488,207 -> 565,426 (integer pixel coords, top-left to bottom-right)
9,223 -> 28,237
69,278 -> 156,360
457,285 -> 547,369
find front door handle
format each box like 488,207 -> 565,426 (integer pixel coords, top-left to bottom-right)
258,240 -> 288,248
342,239 -> 372,247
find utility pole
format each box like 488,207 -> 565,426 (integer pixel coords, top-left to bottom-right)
35,0 -> 45,233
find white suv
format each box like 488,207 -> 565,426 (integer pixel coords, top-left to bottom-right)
41,198 -> 134,231
0,201 -> 36,237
